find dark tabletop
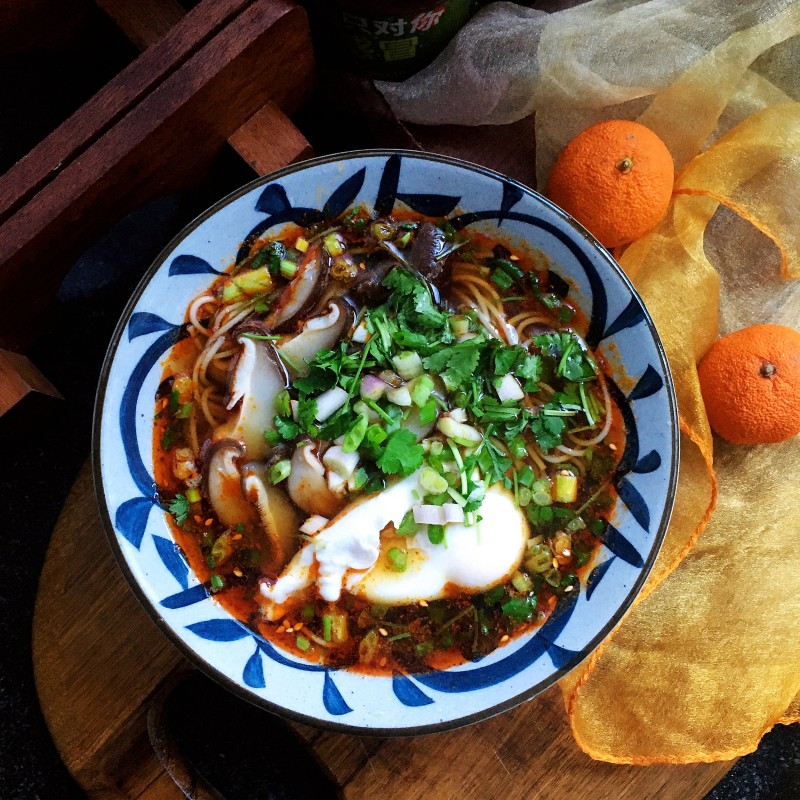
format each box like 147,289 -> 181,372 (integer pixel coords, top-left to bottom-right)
1,5 -> 799,799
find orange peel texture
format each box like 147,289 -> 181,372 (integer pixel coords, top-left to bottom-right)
546,120 -> 674,249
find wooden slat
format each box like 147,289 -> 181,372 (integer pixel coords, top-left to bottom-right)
95,0 -> 186,51
0,0 -> 256,226
0,348 -> 62,416
99,0 -> 314,179
0,0 -> 314,351
228,101 -> 314,175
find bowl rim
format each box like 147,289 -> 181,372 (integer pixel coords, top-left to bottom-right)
92,148 -> 679,735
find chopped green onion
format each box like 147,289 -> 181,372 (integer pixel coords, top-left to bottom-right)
420,468 -> 448,495
269,459 -> 291,485
511,570 -> 534,593
210,574 -> 225,592
427,524 -> 445,545
279,259 -> 298,280
301,604 -> 315,622
296,635 -> 311,652
501,595 -> 536,622
371,221 -> 394,241
323,233 -> 345,257
387,547 -> 408,572
392,351 -> 424,380
343,413 -> 369,453
322,615 -> 332,641
410,374 -> 434,407
397,510 -> 419,536
525,544 -> 553,574
448,315 -> 470,336
554,471 -> 578,503
330,613 -> 349,643
185,486 -> 201,504
490,269 -> 514,291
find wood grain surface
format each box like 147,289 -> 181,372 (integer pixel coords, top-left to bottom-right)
33,463 -> 737,799
0,0 -> 314,351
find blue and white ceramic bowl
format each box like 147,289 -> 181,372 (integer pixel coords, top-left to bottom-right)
94,150 -> 678,734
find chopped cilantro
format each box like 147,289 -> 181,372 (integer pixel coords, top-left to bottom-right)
423,337 -> 486,390
529,406 -> 566,451
168,494 -> 190,526
376,429 -> 424,476
296,398 -> 318,433
383,268 -> 449,332
274,415 -> 299,441
161,426 -> 179,450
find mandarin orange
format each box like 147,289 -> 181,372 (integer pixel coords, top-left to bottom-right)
546,120 -> 674,249
698,324 -> 800,444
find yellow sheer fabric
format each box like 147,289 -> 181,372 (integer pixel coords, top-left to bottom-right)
559,78 -> 800,765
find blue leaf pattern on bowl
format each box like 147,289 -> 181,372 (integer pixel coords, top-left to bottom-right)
392,675 -> 435,707
152,534 -> 189,589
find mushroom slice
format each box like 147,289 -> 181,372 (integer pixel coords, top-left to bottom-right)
286,440 -> 345,518
241,463 -> 301,574
221,337 -> 288,460
279,300 -> 353,377
202,440 -> 254,528
409,221 -> 447,283
267,242 -> 329,331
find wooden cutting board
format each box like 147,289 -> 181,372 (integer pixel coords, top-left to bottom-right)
32,462 -> 737,799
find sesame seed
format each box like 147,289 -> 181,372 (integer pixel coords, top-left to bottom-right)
565,585 -> 574,593
204,518 -> 213,526
379,657 -> 388,667
419,600 -> 428,607
500,634 -> 510,643
232,533 -> 243,540
552,559 -> 559,568
563,549 -> 571,557
609,443 -> 617,451
193,515 -> 203,523
233,568 -> 243,577
509,255 -> 520,261
379,628 -> 388,637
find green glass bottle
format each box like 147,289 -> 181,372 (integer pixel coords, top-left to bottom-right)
334,0 -> 477,81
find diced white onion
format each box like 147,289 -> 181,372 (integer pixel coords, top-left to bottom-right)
299,515 -> 329,534
359,374 -> 387,401
496,374 -> 525,402
290,399 -> 299,421
437,416 -> 483,444
351,319 -> 370,343
413,505 -> 446,525
392,351 -> 424,380
442,504 -> 465,524
322,445 -> 360,478
449,407 -> 468,423
386,385 -> 412,407
315,387 -> 348,421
